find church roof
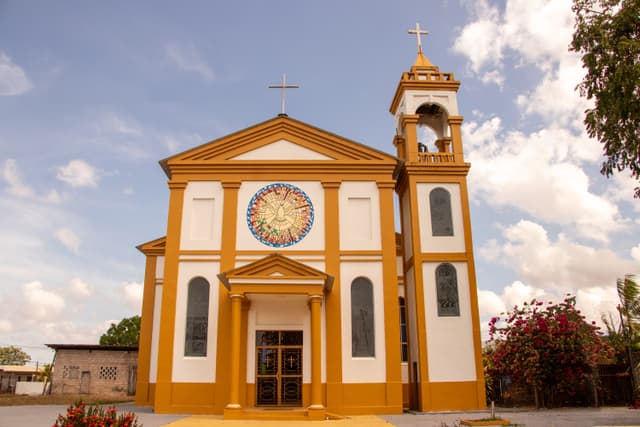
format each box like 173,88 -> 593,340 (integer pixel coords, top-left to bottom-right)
159,115 -> 399,179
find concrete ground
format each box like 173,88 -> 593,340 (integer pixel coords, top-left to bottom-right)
1,404 -> 640,427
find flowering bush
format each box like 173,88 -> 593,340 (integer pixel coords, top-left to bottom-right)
53,401 -> 140,427
488,295 -> 612,407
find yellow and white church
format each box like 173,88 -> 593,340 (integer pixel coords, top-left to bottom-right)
135,35 -> 485,419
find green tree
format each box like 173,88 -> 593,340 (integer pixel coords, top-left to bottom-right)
488,296 -> 611,407
570,0 -> 640,197
0,345 -> 31,365
99,316 -> 141,346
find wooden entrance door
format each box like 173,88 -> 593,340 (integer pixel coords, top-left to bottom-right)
256,330 -> 303,406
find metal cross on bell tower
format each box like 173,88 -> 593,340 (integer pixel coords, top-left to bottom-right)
408,22 -> 429,54
269,73 -> 299,116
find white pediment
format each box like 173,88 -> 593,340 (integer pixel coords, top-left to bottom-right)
229,139 -> 334,160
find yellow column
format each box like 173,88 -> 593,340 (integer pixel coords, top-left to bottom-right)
226,293 -> 244,410
401,114 -> 420,163
308,294 -> 324,410
448,116 -> 464,162
136,254 -> 157,406
155,180 -> 187,412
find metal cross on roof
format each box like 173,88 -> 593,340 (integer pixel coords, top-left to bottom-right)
269,73 -> 299,116
408,22 -> 429,54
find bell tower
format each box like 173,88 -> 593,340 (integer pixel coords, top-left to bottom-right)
392,24 -> 485,411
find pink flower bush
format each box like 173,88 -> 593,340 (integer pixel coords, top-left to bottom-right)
53,401 -> 140,427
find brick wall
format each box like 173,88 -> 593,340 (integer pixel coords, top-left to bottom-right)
51,349 -> 138,397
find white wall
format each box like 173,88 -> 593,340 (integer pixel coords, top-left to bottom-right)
155,256 -> 164,280
339,182 -> 381,251
416,183 -> 465,253
236,181 -> 325,251
180,181 -> 224,251
340,262 -> 386,383
230,139 -> 333,160
422,262 -> 476,382
245,294 -> 326,384
15,381 -> 44,395
149,284 -> 162,383
172,262 -> 220,383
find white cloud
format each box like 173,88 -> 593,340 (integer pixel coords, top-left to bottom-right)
70,278 -> 92,298
0,319 -> 13,333
481,220 -> 638,291
632,244 -> 640,262
56,159 -> 99,188
121,281 -> 143,311
165,42 -> 215,81
54,227 -> 80,254
2,159 -> 62,203
465,119 -> 623,242
101,112 -> 142,136
477,288 -> 506,317
0,51 -> 32,96
23,281 -> 65,321
2,158 -> 35,198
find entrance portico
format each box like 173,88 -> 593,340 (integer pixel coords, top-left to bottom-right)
217,253 -> 333,419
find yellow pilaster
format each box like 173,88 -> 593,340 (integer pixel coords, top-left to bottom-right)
155,180 -> 187,412
216,181 -> 241,412
401,115 -> 420,163
308,294 -> 324,410
136,254 -> 157,406
321,180 -> 342,410
448,116 -> 464,162
377,181 -> 402,410
226,293 -> 244,410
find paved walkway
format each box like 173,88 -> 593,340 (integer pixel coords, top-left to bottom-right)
2,404 -> 640,427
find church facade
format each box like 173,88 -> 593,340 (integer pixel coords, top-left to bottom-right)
135,48 -> 485,419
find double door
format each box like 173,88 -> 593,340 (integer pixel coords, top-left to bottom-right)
256,330 -> 303,406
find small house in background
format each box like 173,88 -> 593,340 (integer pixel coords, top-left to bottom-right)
47,344 -> 138,398
0,365 -> 43,393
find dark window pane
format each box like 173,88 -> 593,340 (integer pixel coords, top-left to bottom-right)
351,277 -> 375,357
185,277 -> 209,356
430,188 -> 454,236
256,331 -> 279,346
399,297 -> 408,362
436,264 -> 460,317
280,331 -> 303,345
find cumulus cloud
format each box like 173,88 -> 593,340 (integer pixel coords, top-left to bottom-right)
70,278 -> 92,298
632,244 -> 640,262
481,220 -> 638,291
0,51 -> 32,96
2,159 -> 62,203
464,119 -> 623,242
56,159 -> 99,188
165,42 -> 215,81
121,281 -> 143,311
23,281 -> 65,320
0,319 -> 13,333
54,227 -> 80,254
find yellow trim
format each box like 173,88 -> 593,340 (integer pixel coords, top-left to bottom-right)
136,255 -> 156,406
154,180 -> 186,412
322,180 -> 343,409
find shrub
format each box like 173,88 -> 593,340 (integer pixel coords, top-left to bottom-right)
53,401 -> 140,427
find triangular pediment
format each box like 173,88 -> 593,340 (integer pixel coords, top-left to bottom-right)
217,253 -> 333,294
137,236 -> 166,256
160,116 -> 398,178
229,139 -> 334,160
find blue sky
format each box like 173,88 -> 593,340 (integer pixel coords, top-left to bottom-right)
1,0 -> 638,365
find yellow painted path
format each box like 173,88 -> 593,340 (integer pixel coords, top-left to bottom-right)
165,415 -> 393,426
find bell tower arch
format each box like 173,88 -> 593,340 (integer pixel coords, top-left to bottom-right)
391,25 -> 485,412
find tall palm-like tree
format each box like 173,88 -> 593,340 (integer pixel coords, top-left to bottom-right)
616,275 -> 640,399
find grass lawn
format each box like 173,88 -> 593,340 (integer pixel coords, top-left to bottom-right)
0,393 -> 132,406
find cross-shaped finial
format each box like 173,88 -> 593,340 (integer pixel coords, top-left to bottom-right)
408,23 -> 429,54
269,73 -> 299,116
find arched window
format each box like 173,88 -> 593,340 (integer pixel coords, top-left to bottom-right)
435,264 -> 460,317
351,277 -> 375,357
399,297 -> 408,362
184,277 -> 210,356
430,188 -> 454,236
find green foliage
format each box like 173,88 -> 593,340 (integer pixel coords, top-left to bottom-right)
99,316 -> 140,346
38,363 -> 52,382
570,0 -> 640,197
489,296 -> 611,407
53,401 -> 140,426
0,345 -> 31,365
